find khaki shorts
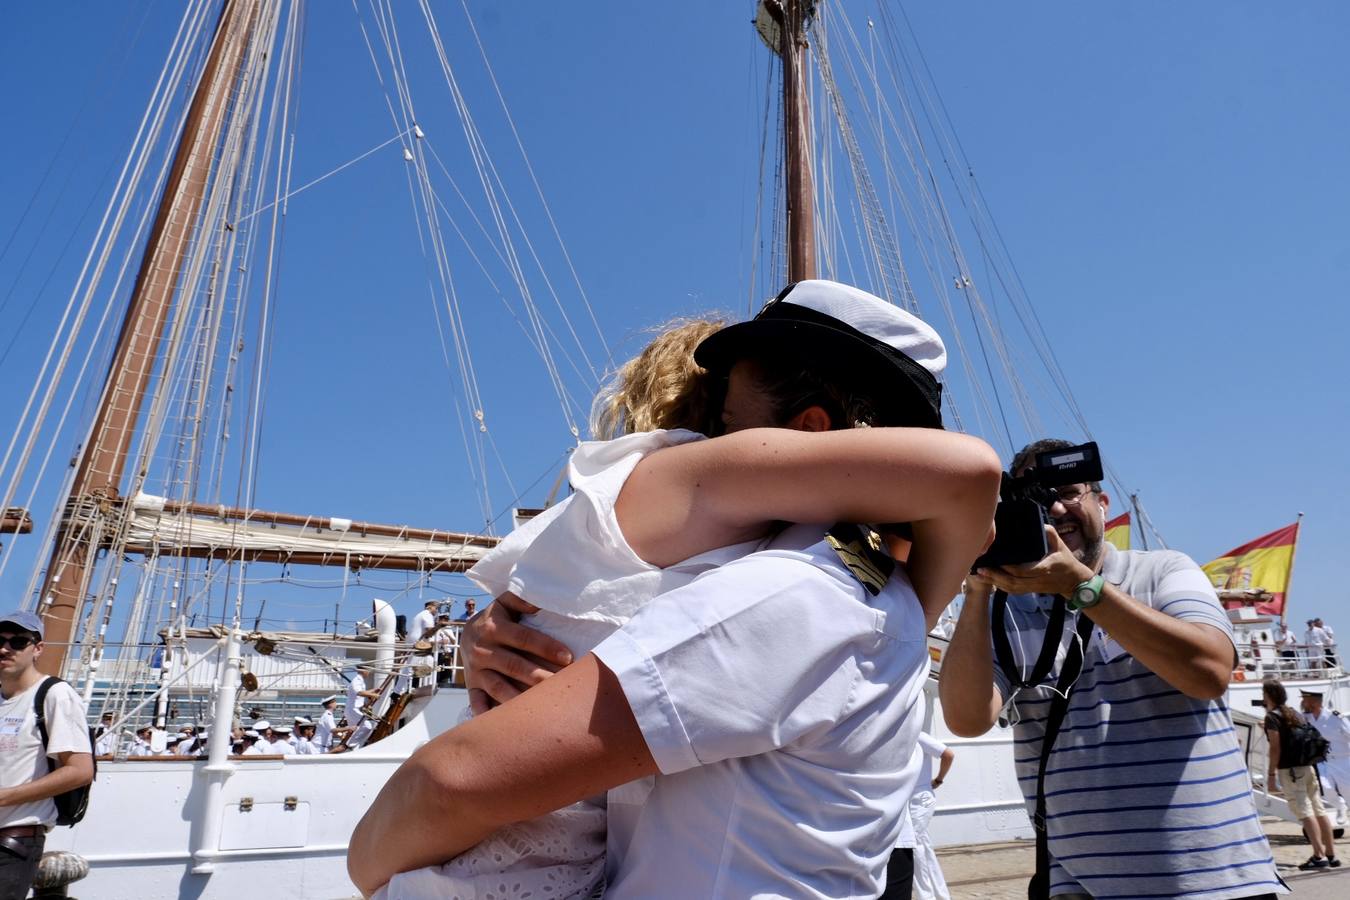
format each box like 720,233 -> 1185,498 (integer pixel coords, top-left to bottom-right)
1282,765 -> 1326,819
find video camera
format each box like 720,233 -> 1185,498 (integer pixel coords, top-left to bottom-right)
972,441 -> 1103,570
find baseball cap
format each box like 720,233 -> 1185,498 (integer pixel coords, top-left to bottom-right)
0,610 -> 43,639
694,280 -> 946,428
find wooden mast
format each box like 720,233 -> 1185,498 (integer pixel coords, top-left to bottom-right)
780,0 -> 817,281
38,0 -> 262,674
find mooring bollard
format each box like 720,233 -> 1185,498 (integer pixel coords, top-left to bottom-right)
32,850 -> 89,899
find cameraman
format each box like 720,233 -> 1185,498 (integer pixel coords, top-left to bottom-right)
939,439 -> 1283,900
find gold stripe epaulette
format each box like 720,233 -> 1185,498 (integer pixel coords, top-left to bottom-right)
825,522 -> 895,596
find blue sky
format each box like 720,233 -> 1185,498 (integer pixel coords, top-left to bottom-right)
1,2 -> 1347,647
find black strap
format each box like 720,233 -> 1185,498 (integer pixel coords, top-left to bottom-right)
1028,608 -> 1097,900
992,590 -> 1067,691
33,676 -> 60,775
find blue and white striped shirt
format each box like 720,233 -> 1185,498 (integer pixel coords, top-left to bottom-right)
992,546 -> 1286,899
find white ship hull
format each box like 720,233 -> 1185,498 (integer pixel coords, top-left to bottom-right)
47,644 -> 1348,898
46,691 -> 469,900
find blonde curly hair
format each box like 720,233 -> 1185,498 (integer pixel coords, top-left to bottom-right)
590,317 -> 726,440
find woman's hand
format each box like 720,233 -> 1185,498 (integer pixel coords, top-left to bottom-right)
462,592 -> 573,715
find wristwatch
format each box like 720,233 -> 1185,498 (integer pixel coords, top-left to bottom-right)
1067,574 -> 1105,610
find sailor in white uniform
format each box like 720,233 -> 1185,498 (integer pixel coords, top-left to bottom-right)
343,666 -> 378,749
316,696 -> 338,752
240,730 -> 266,756
293,723 -> 319,754
290,716 -> 311,749
410,600 -> 438,642
269,724 -> 297,755
1303,689 -> 1350,824
93,713 -> 118,755
130,726 -> 155,757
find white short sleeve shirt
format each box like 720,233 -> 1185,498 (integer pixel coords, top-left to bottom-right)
592,523 -> 930,899
0,678 -> 90,828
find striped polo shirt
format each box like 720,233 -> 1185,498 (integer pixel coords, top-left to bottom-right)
992,546 -> 1286,899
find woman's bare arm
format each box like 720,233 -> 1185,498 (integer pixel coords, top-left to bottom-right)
348,654 -> 656,896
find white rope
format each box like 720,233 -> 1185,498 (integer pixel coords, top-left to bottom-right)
234,130 -> 411,225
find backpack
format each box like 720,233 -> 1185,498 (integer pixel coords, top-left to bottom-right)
33,676 -> 96,827
1287,720 -> 1331,768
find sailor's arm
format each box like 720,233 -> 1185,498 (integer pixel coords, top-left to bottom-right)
616,427 -> 1001,620
0,751 -> 94,807
938,578 -> 1005,737
933,747 -> 955,788
347,654 -> 654,897
981,528 -> 1235,700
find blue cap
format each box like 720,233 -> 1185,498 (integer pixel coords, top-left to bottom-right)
0,610 -> 42,639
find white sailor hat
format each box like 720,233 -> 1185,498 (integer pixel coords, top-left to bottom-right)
320,695 -> 339,705
243,730 -> 259,739
273,724 -> 293,734
253,720 -> 271,731
293,716 -> 313,726
694,280 -> 946,428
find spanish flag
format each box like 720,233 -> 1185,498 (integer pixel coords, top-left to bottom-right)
1202,522 -> 1299,617
1104,512 -> 1131,551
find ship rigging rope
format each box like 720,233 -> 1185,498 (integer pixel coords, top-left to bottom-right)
1,0 -> 220,595
454,0 -> 614,376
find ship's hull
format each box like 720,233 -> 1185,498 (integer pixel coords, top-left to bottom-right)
46,665 -> 1350,898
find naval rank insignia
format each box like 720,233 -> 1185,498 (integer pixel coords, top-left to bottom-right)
825,522 -> 895,596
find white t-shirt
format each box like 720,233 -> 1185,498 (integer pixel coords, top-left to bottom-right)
592,523 -> 930,899
0,678 -> 90,828
411,608 -> 436,641
268,738 -> 296,756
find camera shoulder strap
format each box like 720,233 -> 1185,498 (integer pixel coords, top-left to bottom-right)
1028,608 -> 1097,900
991,590 -> 1066,690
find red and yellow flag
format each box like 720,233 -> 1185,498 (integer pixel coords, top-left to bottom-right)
1202,522 -> 1299,617
1104,512 -> 1131,551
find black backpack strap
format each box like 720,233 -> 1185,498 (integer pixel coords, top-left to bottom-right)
1028,609 -> 1097,900
33,676 -> 60,769
992,590 -> 1069,691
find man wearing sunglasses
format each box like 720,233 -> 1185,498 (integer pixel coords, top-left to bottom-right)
940,440 -> 1285,900
0,611 -> 93,900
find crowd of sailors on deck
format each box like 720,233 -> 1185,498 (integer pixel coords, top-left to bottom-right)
92,701 -> 366,758
1239,617 -> 1340,677
90,598 -> 476,759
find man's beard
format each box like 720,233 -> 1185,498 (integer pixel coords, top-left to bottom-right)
1078,537 -> 1105,572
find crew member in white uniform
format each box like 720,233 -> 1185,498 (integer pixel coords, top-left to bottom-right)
316,696 -> 338,752
130,726 -> 155,757
294,724 -> 319,754
269,724 -> 297,756
240,731 -> 266,756
343,667 -> 378,749
410,601 -> 438,642
1303,689 -> 1350,824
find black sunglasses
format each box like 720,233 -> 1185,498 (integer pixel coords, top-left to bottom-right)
0,634 -> 37,651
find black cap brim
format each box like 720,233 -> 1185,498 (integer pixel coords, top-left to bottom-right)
694,312 -> 942,429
